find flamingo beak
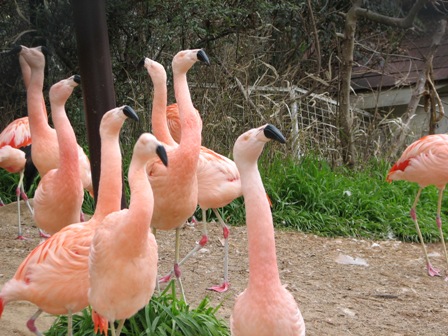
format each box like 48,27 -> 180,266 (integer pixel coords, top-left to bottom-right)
263,124 -> 286,144
197,49 -> 210,65
123,105 -> 139,122
156,145 -> 168,167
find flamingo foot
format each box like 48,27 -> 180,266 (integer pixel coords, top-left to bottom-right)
39,230 -> 51,239
427,263 -> 441,277
26,318 -> 41,335
92,310 -> 108,336
207,281 -> 230,293
159,273 -> 173,283
16,235 -> 28,240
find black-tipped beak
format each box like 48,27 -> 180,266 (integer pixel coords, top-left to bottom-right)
73,75 -> 81,84
156,145 -> 168,167
263,124 -> 286,144
39,46 -> 49,56
197,49 -> 210,65
9,45 -> 22,55
123,105 -> 139,122
137,58 -> 146,68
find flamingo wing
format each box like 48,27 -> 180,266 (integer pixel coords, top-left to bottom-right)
0,117 -> 31,149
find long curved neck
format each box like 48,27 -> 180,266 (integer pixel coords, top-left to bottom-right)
93,126 -> 123,221
150,68 -> 176,146
25,58 -> 50,135
173,71 -> 201,160
50,95 -> 78,178
242,162 -> 281,291
123,156 -> 153,254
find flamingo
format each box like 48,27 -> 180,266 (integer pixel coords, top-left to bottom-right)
387,134 -> 448,278
161,102 -> 241,292
0,121 -> 42,239
0,145 -> 39,239
0,105 -> 139,336
143,58 -> 239,292
230,124 -> 305,336
89,133 -> 168,336
17,45 -> 94,196
146,49 -> 209,300
32,75 -> 84,235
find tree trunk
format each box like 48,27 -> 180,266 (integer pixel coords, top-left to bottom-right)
338,1 -> 360,167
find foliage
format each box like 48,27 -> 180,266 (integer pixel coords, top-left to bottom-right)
261,154 -> 448,243
44,280 -> 229,336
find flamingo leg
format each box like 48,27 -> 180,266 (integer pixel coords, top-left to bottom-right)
207,208 -> 230,292
67,310 -> 73,336
174,227 -> 187,302
410,187 -> 440,277
435,188 -> 448,280
110,321 -> 116,336
115,319 -> 125,335
152,227 -> 161,294
159,212 -> 208,284
26,308 -> 43,336
15,182 -> 27,240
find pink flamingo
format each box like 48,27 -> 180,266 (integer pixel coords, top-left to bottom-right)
0,144 -> 42,238
161,102 -> 241,292
146,49 -> 209,300
17,45 -> 93,196
0,105 -> 139,336
0,134 -> 41,238
32,75 -> 84,235
0,55 -> 45,239
89,133 -> 168,336
387,134 -> 448,278
230,124 -> 305,336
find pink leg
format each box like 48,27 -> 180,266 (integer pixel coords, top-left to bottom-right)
410,188 -> 441,277
26,309 -> 43,336
15,186 -> 27,240
207,209 -> 230,292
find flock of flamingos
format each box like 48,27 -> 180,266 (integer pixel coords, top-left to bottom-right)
0,45 -> 447,336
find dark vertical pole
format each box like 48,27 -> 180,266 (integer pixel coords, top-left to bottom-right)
71,0 -> 126,208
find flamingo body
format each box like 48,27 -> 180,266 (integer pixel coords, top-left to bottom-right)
387,134 -> 448,187
0,117 -> 31,149
230,124 -> 305,336
0,146 -> 26,173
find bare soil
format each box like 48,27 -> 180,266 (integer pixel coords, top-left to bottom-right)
1,200 -> 448,336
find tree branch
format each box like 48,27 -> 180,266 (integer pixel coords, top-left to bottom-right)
355,0 -> 429,28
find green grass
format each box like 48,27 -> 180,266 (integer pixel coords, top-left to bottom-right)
259,154 -> 448,243
44,281 -> 229,336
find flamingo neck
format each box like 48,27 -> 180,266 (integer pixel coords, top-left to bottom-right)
93,128 -> 123,221
27,64 -> 51,136
242,163 -> 281,291
150,70 -> 175,146
174,72 -> 202,159
123,159 -> 154,254
51,101 -> 79,178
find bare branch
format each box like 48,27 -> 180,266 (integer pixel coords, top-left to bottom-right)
355,0 -> 429,28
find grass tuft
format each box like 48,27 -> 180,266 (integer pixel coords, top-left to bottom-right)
44,281 -> 229,336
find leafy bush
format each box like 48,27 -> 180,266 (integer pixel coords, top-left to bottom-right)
44,281 -> 229,336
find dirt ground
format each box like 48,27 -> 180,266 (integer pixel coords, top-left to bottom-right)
1,200 -> 448,336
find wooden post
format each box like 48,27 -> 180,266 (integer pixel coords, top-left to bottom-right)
71,0 -> 127,208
